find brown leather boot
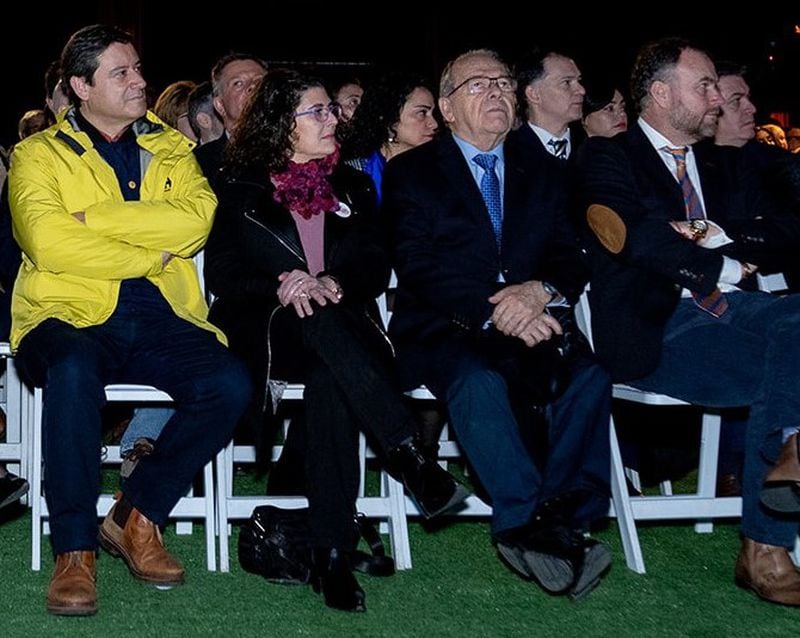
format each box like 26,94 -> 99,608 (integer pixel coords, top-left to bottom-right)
761,433 -> 800,513
734,537 -> 800,606
98,494 -> 184,586
47,550 -> 97,616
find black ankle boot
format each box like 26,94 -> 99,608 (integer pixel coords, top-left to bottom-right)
388,440 -> 470,519
311,548 -> 366,612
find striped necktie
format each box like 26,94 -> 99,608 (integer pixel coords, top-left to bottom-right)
547,138 -> 568,160
663,146 -> 728,317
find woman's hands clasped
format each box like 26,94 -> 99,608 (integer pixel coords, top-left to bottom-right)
277,269 -> 343,317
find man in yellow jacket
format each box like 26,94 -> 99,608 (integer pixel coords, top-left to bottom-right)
8,24 -> 251,616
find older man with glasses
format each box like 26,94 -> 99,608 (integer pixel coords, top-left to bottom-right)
383,49 -> 613,600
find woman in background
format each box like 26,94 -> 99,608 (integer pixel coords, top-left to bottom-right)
580,80 -> 627,139
341,73 -> 438,204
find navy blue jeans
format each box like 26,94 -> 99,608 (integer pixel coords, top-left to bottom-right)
631,292 -> 800,548
428,343 -> 611,536
16,294 -> 251,555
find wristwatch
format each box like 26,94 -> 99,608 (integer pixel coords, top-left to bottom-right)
542,281 -> 562,303
688,219 -> 709,241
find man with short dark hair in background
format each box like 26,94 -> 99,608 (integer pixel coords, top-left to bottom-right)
194,52 -> 266,185
514,50 -> 585,162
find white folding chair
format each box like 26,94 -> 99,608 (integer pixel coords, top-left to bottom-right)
575,290 -> 742,573
0,344 -> 26,487
385,272 -> 492,519
29,384 -> 217,571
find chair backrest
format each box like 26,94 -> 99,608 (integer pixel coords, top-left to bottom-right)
574,288 -> 596,351
757,272 -> 788,293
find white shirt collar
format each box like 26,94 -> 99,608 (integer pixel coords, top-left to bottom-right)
527,122 -> 572,156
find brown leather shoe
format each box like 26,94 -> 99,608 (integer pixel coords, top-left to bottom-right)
47,551 -> 97,616
735,537 -> 800,606
98,495 -> 184,586
716,473 -> 742,497
761,433 -> 800,513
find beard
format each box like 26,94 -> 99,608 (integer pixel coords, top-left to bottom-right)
669,100 -> 719,141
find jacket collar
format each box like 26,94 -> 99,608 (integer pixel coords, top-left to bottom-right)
230,166 -> 362,268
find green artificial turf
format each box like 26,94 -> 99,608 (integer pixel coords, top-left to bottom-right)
1,497 -> 796,638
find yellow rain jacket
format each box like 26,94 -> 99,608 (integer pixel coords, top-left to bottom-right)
7,109 -> 223,350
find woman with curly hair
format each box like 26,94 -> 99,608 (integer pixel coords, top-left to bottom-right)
341,72 -> 438,204
204,69 -> 468,613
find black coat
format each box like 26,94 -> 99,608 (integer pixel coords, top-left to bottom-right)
382,132 -> 589,390
204,163 -> 391,387
575,122 -> 800,381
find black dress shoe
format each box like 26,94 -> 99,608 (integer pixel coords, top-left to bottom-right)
495,524 -> 575,593
388,440 -> 470,519
311,548 -> 366,612
569,538 -> 612,601
0,471 -> 29,510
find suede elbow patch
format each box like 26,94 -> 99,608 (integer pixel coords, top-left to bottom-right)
587,204 -> 626,254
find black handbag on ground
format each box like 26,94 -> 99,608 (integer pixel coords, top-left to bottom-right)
238,506 -> 395,584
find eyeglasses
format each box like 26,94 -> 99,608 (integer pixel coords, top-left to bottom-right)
447,75 -> 517,98
295,103 -> 342,122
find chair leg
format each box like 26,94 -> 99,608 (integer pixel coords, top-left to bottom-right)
216,442 -> 232,572
384,470 -> 412,570
31,388 -> 44,571
203,460 -> 217,571
695,413 -> 721,534
610,417 -> 646,573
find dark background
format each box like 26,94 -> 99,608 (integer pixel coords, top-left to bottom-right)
3,4 -> 800,147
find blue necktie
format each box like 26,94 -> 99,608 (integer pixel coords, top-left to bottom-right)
473,153 -> 502,247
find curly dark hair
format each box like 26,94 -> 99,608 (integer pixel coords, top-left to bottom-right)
226,68 -> 325,175
339,72 -> 432,160
630,37 -> 694,114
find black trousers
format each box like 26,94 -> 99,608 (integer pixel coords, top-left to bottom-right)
273,305 -> 416,549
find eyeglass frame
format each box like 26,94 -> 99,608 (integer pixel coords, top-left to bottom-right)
446,75 -> 518,98
295,102 -> 342,122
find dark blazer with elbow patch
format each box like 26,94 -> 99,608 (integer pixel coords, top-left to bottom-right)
575,122 -> 800,382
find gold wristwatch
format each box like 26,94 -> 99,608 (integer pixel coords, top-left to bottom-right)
688,219 -> 709,240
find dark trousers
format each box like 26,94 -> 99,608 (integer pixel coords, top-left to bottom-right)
425,337 -> 612,535
16,302 -> 251,555
631,292 -> 800,548
287,306 -> 416,549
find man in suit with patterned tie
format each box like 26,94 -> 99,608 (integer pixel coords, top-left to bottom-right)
512,50 -> 586,162
576,37 -> 800,606
383,49 -> 613,600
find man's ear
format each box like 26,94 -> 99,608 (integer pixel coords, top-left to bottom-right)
213,95 -> 226,120
70,76 -> 90,102
524,83 -> 540,107
197,112 -> 212,130
439,96 -> 455,123
650,80 -> 671,109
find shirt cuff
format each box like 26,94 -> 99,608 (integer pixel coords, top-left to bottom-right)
699,222 -> 734,249
719,256 -> 743,285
